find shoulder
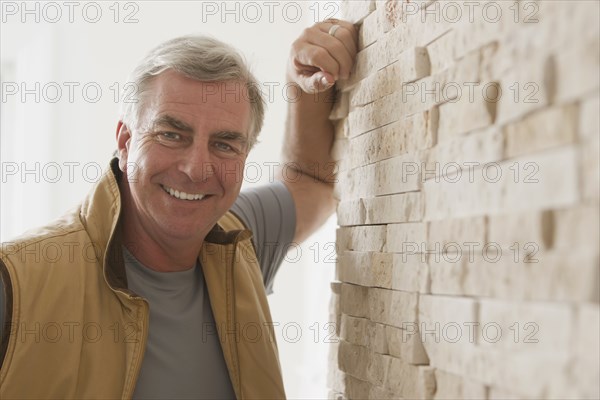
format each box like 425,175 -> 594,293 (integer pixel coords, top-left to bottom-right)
230,181 -> 296,231
0,208 -> 87,263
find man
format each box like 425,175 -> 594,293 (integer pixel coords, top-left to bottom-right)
0,20 -> 357,399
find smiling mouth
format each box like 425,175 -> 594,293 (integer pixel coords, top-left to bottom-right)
161,185 -> 207,201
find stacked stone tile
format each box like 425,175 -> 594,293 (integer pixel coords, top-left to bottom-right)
328,1 -> 599,399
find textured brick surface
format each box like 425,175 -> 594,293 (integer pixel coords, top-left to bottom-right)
424,147 -> 579,221
359,8 -> 380,49
503,105 -> 577,158
391,252 -> 429,293
554,37 -> 600,103
385,357 -> 435,399
340,283 -> 370,318
552,205 -> 600,250
340,314 -> 388,354
462,250 -> 600,302
437,93 -> 495,141
427,216 -> 486,250
387,223 -> 427,252
425,126 -> 503,172
337,251 -> 393,288
426,31 -> 456,75
487,210 -> 553,250
329,91 -> 350,121
337,151 -> 423,199
579,94 -> 599,140
433,370 -> 486,400
427,248 -> 599,302
345,110 -> 435,170
385,324 -> 429,365
341,0 -> 375,24
330,1 -> 599,398
351,49 -> 430,108
337,225 -> 387,252
369,288 -> 418,328
571,303 -> 600,399
478,299 -> 572,350
363,192 -> 423,224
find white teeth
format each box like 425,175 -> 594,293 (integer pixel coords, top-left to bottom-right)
162,185 -> 205,201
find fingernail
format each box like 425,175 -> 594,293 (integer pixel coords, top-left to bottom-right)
321,76 -> 331,87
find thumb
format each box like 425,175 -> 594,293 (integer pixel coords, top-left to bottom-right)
305,71 -> 335,94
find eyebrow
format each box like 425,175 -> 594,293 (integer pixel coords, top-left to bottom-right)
151,115 -> 194,132
212,130 -> 247,142
212,130 -> 249,149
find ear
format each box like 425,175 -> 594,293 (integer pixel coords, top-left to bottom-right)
116,121 -> 132,172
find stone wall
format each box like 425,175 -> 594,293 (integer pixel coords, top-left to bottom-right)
328,1 -> 599,398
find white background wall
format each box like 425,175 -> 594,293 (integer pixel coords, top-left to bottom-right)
1,1 -> 342,397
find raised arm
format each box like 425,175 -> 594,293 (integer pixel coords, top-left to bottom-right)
279,20 -> 358,244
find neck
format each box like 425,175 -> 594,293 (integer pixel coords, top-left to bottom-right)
121,226 -> 203,272
118,195 -> 207,273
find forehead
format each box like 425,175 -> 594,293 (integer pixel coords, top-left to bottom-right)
142,70 -> 251,133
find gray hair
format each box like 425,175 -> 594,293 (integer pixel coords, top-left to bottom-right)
120,35 -> 265,149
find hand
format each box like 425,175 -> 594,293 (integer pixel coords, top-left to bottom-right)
288,19 -> 358,94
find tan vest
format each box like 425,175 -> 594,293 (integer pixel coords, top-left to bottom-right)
0,160 -> 286,399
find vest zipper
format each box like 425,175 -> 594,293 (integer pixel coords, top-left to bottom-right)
100,201 -> 150,398
227,233 -> 245,399
121,295 -> 149,399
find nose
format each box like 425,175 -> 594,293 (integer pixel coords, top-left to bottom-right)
177,142 -> 215,182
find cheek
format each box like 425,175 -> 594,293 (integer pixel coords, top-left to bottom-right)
218,160 -> 246,188
124,148 -> 144,183
125,140 -> 161,183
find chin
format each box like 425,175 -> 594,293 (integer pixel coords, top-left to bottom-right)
155,219 -> 206,241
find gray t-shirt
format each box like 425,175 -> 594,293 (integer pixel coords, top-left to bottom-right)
123,249 -> 235,399
0,181 -> 296,398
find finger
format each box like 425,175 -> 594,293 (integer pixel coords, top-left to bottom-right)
320,21 -> 358,57
323,17 -> 356,33
295,69 -> 334,94
293,41 -> 342,81
299,26 -> 353,79
311,71 -> 336,93
322,20 -> 358,57
308,29 -> 355,79
317,23 -> 358,79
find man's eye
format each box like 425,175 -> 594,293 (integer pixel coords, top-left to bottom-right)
214,142 -> 236,152
160,131 -> 181,140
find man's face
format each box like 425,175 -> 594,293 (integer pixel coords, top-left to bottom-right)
117,70 -> 251,245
